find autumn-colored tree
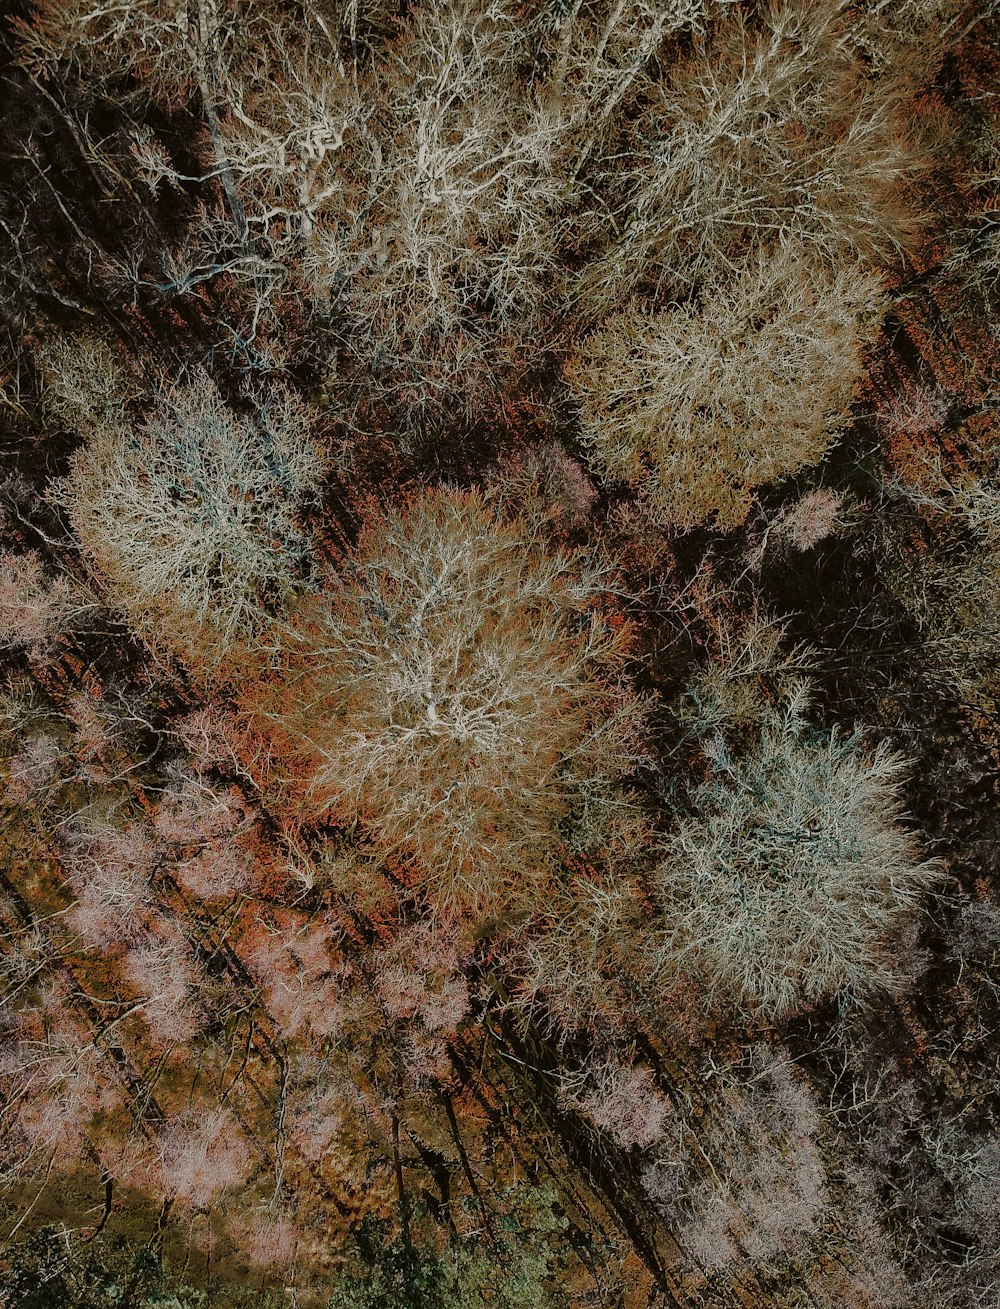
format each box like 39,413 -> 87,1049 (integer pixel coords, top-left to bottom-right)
565,246 -> 883,527
269,486 -> 644,911
226,1207 -> 301,1277
490,442 -> 598,536
5,998 -> 123,1172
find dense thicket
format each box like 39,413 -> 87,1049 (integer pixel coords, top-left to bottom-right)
0,1 -> 998,1306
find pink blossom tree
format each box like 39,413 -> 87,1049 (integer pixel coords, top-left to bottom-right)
157,1107 -> 254,1209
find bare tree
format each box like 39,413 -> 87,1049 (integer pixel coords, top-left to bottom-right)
565,246 -> 883,528
847,0 -> 977,80
530,0 -> 714,180
56,369 -> 325,669
643,1047 -> 828,1271
36,332 -> 139,437
17,0 -> 720,404
652,682 -> 942,1020
271,487 -> 645,912
0,551 -> 95,662
574,0 -> 932,316
295,0 -> 568,419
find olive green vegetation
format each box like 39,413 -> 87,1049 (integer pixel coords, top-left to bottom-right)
1,1191 -> 565,1309
329,1192 -> 566,1309
0,1227 -> 206,1309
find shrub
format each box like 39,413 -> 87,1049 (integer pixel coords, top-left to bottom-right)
652,684 -> 942,1019
0,1227 -> 207,1309
226,1208 -> 301,1276
374,923 -> 469,1035
4,731 -> 61,804
241,912 -> 343,1040
329,1189 -> 563,1309
490,442 -> 598,535
154,770 -> 257,899
272,486 -> 644,911
565,246 -> 883,527
512,868 -> 645,1038
57,370 -> 324,668
122,922 -> 205,1049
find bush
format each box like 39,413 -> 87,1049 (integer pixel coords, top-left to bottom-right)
272,487 -> 644,911
57,370 -> 324,668
652,684 -> 942,1019
565,246 -> 883,527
